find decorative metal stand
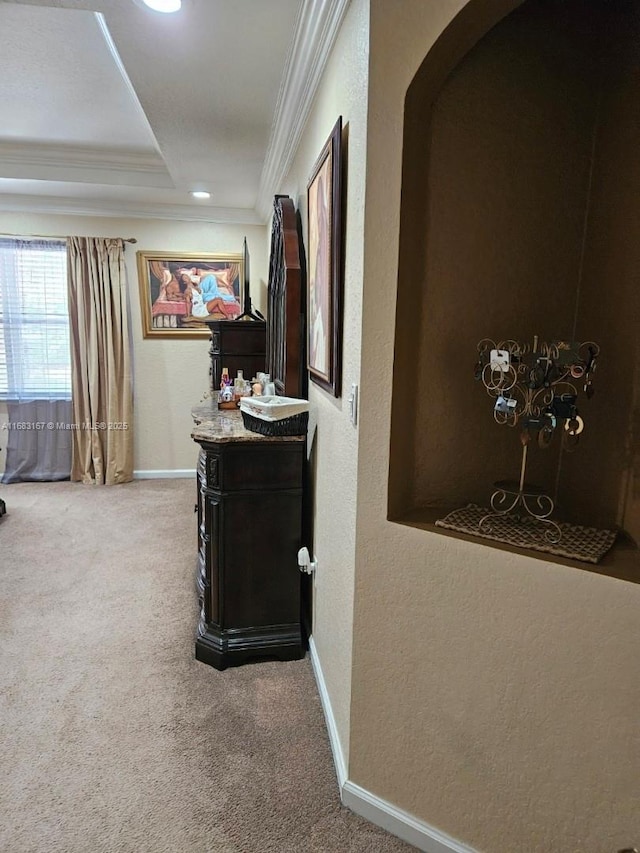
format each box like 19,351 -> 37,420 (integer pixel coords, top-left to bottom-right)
479,467 -> 562,544
475,336 -> 599,544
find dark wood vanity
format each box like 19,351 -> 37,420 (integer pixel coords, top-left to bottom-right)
192,405 -> 304,669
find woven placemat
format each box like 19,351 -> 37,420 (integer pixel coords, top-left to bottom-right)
435,504 -> 617,564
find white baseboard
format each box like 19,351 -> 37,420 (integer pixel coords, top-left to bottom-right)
308,636 -> 348,787
308,636 -> 476,853
342,781 -> 477,853
133,469 -> 195,479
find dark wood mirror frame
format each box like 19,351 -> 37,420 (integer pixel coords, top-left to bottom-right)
266,195 -> 305,398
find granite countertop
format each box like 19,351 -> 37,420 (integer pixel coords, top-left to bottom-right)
191,401 -> 305,444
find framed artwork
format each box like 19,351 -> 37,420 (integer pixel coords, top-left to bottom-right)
137,251 -> 244,338
307,116 -> 343,396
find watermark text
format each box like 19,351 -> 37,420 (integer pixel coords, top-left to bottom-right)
1,421 -> 129,431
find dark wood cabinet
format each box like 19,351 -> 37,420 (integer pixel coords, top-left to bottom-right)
192,406 -> 304,670
193,197 -> 307,670
206,319 -> 266,391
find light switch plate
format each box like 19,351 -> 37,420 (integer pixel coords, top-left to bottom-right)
348,383 -> 358,426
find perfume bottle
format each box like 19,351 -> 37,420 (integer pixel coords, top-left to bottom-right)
234,370 -> 249,401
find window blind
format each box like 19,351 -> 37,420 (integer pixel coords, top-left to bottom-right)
0,238 -> 71,400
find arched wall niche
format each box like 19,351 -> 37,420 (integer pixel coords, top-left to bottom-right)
389,0 -> 640,577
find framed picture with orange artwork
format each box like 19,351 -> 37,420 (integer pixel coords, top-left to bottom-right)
137,251 -> 244,338
306,117 -> 343,396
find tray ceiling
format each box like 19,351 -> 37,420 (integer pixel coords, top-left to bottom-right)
0,0 -> 349,223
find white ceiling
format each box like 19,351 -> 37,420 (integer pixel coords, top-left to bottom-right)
0,0 -> 350,224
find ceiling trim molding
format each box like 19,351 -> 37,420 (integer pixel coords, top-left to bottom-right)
255,0 -> 351,221
0,194 -> 262,225
0,142 -> 167,174
0,141 -> 173,188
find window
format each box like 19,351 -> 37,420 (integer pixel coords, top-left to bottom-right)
0,238 -> 71,400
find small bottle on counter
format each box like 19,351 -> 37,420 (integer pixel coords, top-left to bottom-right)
234,370 -> 250,401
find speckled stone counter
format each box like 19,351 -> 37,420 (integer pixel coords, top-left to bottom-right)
191,401 -> 305,444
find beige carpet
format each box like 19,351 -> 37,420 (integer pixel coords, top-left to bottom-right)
0,480 -> 413,853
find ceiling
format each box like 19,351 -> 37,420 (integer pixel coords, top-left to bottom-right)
0,0 -> 349,224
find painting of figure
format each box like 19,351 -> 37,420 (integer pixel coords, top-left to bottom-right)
137,252 -> 243,338
308,160 -> 331,379
307,116 -> 343,396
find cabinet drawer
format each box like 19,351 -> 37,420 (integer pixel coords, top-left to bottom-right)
218,326 -> 266,354
199,443 -> 303,491
220,444 -> 303,491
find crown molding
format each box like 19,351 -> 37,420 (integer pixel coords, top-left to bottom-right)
0,142 -> 166,173
0,142 -> 172,188
255,0 -> 351,221
0,194 -> 262,225
0,0 -> 351,221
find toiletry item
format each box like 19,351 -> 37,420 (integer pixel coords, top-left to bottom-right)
257,372 -> 269,393
233,370 -> 245,402
236,377 -> 251,400
218,366 -> 237,409
252,381 -> 262,396
218,382 -> 236,409
260,374 -> 271,395
264,382 -> 276,396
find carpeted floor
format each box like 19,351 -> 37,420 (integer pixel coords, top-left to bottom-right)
0,480 -> 414,853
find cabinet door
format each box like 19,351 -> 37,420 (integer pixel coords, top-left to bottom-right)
221,491 -> 302,629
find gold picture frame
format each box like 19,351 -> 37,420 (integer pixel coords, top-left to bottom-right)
137,251 -> 244,338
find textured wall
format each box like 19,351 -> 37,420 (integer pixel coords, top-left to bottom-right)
351,1 -> 640,851
403,5 -> 598,515
562,8 -> 640,538
279,0 -> 370,766
391,0 -> 640,533
0,212 -> 267,475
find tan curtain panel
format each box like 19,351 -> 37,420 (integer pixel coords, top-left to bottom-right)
67,237 -> 133,484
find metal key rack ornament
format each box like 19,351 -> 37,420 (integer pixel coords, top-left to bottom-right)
475,336 -> 600,543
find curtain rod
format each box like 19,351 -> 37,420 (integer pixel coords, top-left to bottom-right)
0,232 -> 137,243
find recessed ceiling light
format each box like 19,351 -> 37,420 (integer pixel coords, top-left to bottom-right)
191,191 -> 211,200
141,0 -> 182,12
